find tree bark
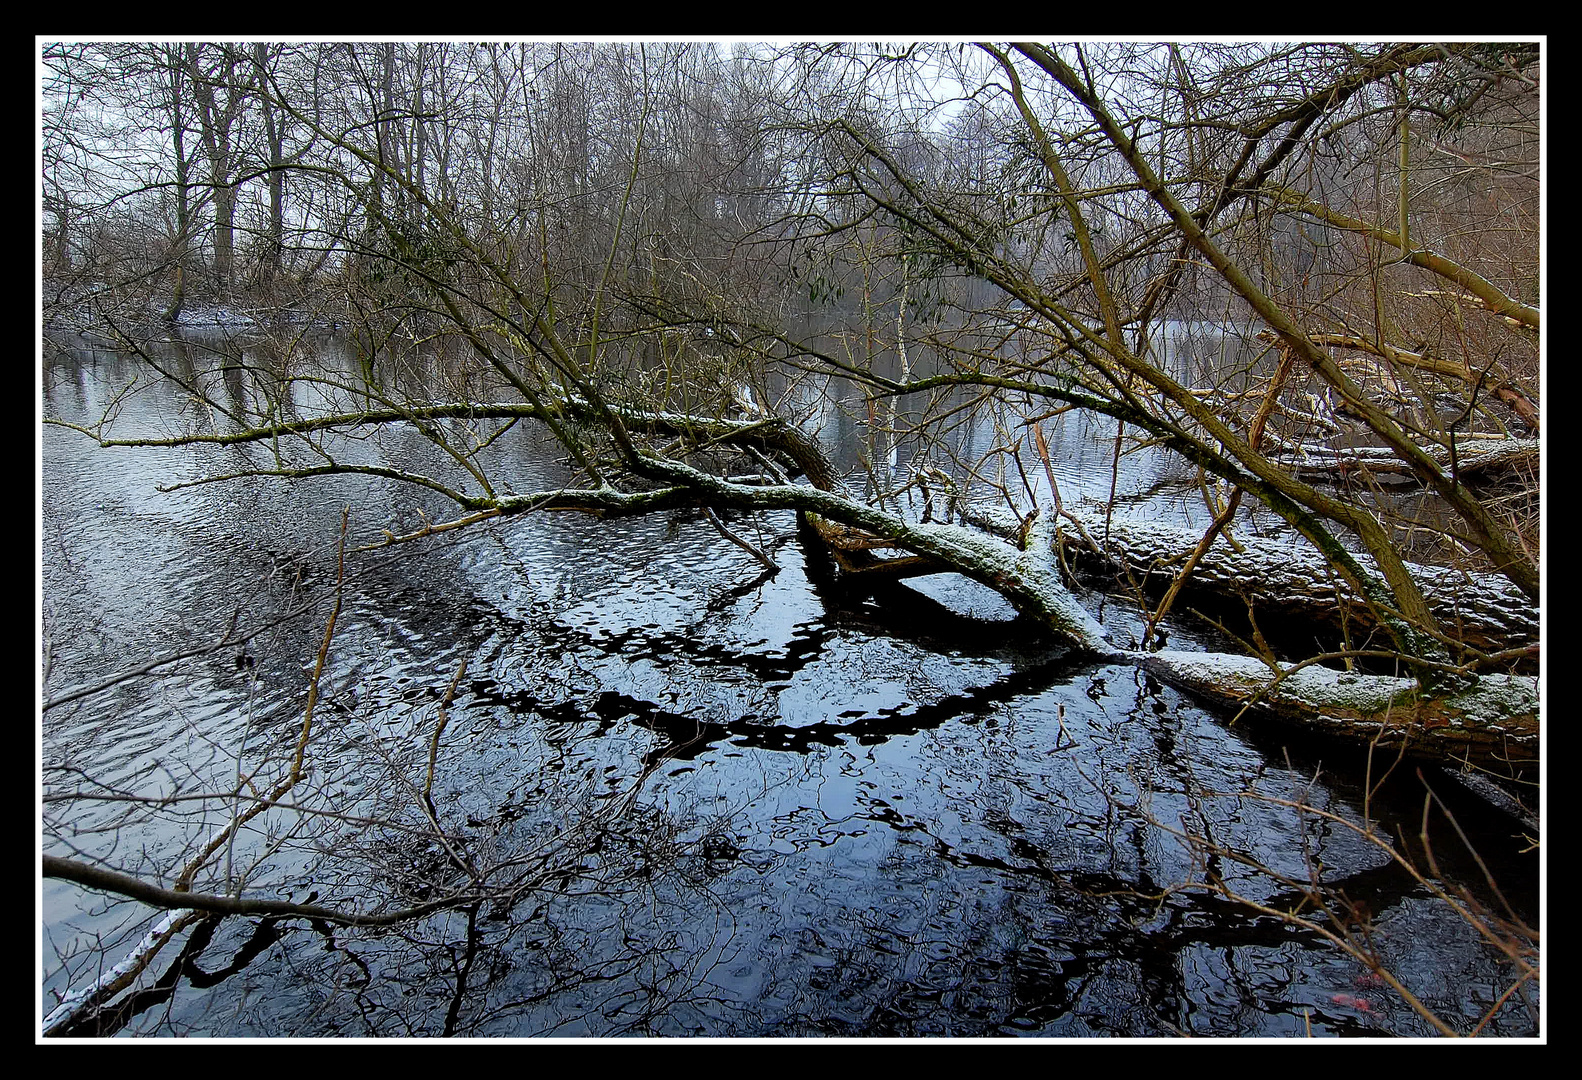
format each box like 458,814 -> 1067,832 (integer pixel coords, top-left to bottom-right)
964,501 -> 1536,659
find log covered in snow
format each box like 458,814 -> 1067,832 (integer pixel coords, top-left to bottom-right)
1050,507 -> 1537,658
1266,437 -> 1538,485
1141,650 -> 1538,777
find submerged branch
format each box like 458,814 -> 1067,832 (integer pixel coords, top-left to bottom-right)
43,854 -> 476,929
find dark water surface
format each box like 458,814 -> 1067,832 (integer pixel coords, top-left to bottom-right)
40,334 -> 1538,1038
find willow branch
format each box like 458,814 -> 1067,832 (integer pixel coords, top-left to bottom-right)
1263,186 -> 1539,331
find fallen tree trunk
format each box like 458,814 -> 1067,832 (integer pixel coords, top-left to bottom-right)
785,483 -> 1539,788
994,503 -> 1539,660
1266,438 -> 1538,486
1141,650 -> 1538,780
714,423 -> 1539,779
75,394 -> 1537,782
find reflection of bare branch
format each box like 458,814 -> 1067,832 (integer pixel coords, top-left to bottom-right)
1123,763 -> 1537,1037
44,509 -> 353,1037
44,600 -> 314,712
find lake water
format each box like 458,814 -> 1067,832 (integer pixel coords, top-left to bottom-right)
39,329 -> 1538,1038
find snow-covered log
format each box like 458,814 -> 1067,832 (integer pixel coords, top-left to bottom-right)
1266,438 -> 1538,485
790,503 -> 1118,656
1044,507 -> 1536,658
1141,650 -> 1538,777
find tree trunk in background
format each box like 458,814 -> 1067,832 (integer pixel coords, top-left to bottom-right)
254,42 -> 284,290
